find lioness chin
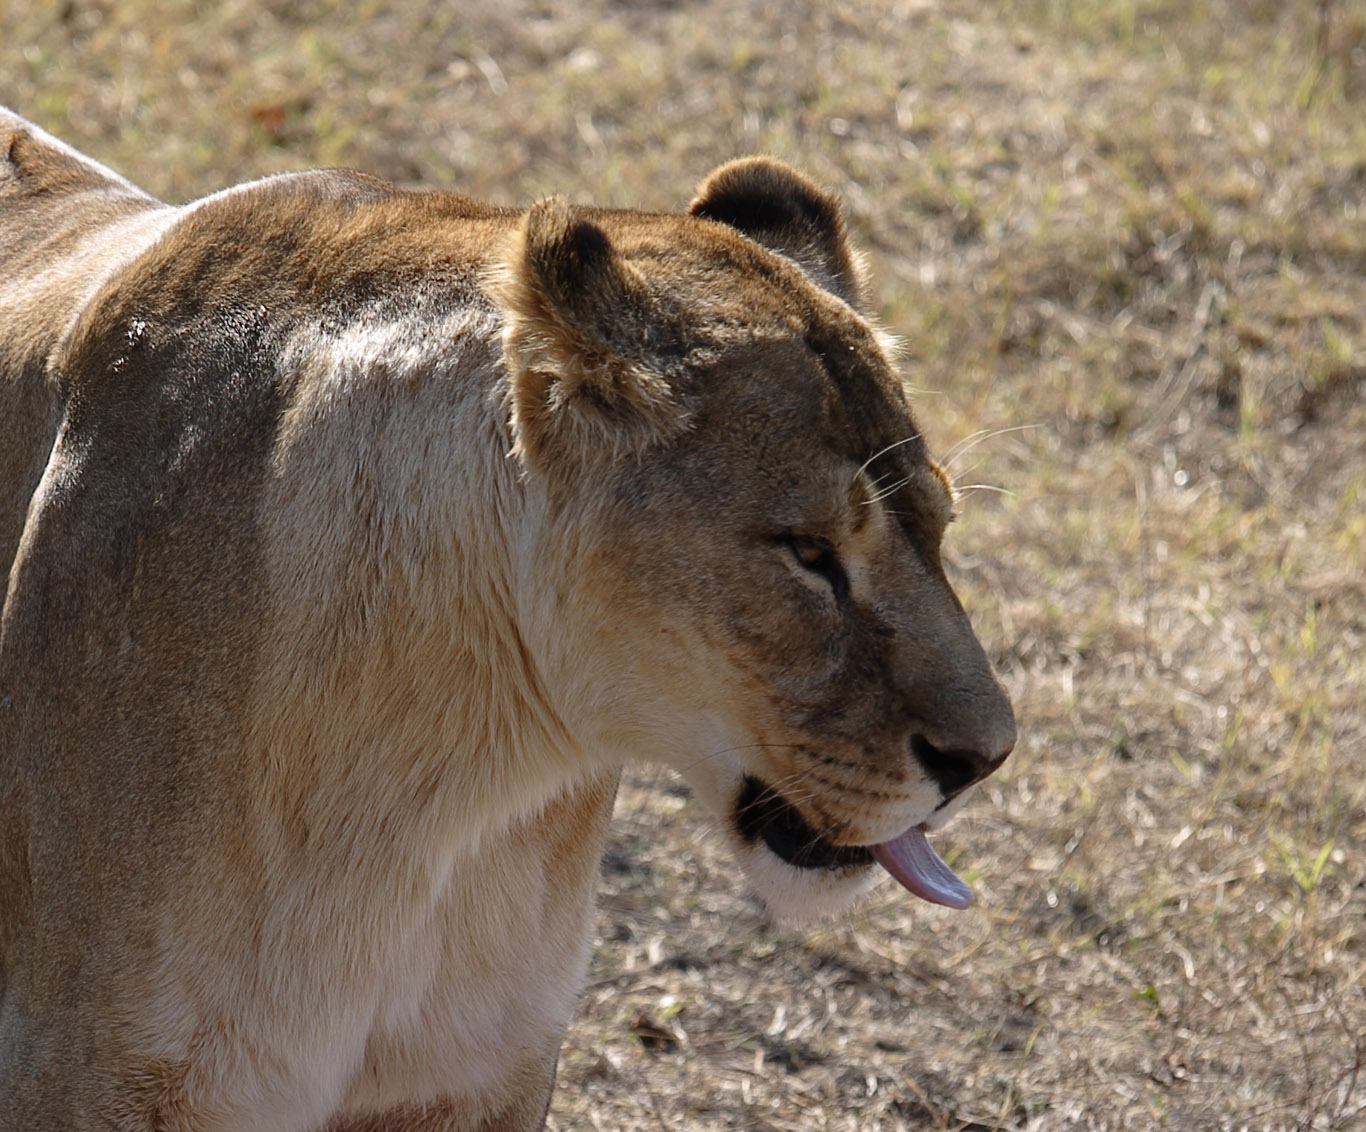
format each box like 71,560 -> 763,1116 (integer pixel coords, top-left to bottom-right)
0,108 -> 1014,1132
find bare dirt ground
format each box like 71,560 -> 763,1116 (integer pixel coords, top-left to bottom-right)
3,2 -> 1364,1128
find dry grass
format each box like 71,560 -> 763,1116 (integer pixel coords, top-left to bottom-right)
4,1 -> 1364,1128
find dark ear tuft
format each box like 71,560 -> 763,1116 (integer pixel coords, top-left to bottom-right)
564,218 -> 612,264
516,199 -> 631,341
523,205 -> 616,315
493,199 -> 690,471
689,157 -> 866,307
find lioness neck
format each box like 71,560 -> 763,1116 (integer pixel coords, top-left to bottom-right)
247,291 -> 596,890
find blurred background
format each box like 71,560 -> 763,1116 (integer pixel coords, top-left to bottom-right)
3,2 -> 1363,1128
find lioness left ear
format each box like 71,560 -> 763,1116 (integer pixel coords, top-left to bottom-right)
495,198 -> 690,472
689,157 -> 866,309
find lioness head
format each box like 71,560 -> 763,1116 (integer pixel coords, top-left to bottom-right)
496,158 -> 1015,920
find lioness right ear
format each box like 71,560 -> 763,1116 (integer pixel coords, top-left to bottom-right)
689,157 -> 866,308
494,198 -> 690,472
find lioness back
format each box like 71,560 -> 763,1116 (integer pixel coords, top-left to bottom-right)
0,108 -> 1013,1132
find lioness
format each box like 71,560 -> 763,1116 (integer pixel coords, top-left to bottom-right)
0,108 -> 1015,1131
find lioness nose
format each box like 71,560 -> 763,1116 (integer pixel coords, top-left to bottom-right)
910,733 -> 1010,796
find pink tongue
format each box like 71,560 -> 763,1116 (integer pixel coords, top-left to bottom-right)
871,825 -> 972,909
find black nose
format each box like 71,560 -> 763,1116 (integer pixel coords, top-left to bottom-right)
910,734 -> 1008,796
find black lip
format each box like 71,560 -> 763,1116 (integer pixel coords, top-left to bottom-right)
733,776 -> 873,872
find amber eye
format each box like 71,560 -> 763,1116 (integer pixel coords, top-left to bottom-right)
786,536 -> 849,601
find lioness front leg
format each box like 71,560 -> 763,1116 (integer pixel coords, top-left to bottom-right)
322,1067 -> 555,1132
323,1100 -> 552,1132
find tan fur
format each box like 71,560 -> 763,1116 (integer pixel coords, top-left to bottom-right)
0,110 -> 1014,1131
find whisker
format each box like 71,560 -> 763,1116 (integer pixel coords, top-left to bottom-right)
863,466 -> 902,495
855,432 -> 922,479
954,483 -> 1015,498
643,742 -> 876,837
940,423 -> 1041,473
940,427 -> 993,466
659,741 -> 806,780
865,474 -> 914,506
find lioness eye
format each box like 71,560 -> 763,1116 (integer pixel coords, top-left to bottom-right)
787,536 -> 849,601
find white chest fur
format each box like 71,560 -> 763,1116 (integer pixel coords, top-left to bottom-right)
335,822 -> 602,1116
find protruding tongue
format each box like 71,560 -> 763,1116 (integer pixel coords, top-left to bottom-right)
871,825 -> 972,909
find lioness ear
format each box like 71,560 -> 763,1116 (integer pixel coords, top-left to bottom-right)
689,157 -> 866,308
495,198 -> 690,471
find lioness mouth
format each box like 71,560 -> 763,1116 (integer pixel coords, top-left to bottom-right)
734,776 -> 973,909
734,776 -> 872,872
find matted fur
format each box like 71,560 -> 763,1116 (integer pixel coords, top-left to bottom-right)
0,110 -> 1014,1131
